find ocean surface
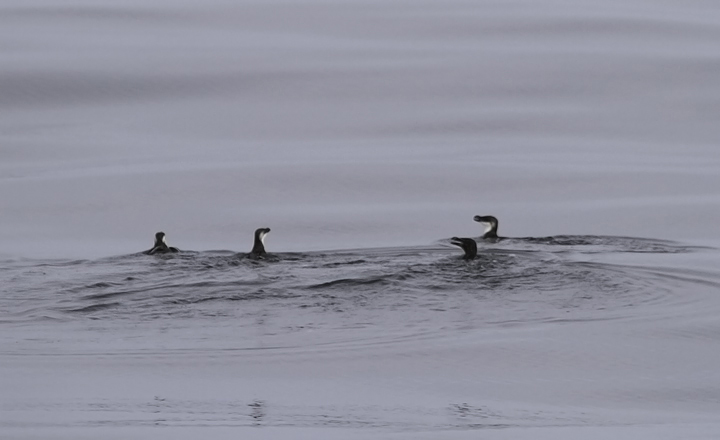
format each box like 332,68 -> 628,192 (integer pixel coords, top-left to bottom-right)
2,1 -> 720,439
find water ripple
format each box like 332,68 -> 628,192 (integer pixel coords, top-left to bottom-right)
1,236 -> 718,346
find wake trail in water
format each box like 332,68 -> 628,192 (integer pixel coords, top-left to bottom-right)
1,235 -> 716,335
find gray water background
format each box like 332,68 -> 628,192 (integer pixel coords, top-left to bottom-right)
2,1 -> 720,439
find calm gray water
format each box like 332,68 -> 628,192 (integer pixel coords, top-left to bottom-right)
2,1 -> 720,439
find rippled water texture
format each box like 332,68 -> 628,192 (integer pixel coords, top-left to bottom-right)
2,0 -> 720,439
2,237 -> 720,438
1,236 -> 707,329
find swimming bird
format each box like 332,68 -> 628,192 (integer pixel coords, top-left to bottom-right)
250,227 -> 271,256
145,231 -> 179,255
450,237 -> 477,260
473,215 -> 500,239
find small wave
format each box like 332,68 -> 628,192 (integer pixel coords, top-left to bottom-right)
320,259 -> 368,268
507,235 -> 704,254
307,276 -> 393,290
64,302 -> 121,314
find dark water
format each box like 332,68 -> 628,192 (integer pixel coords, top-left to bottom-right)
1,235 -> 714,345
